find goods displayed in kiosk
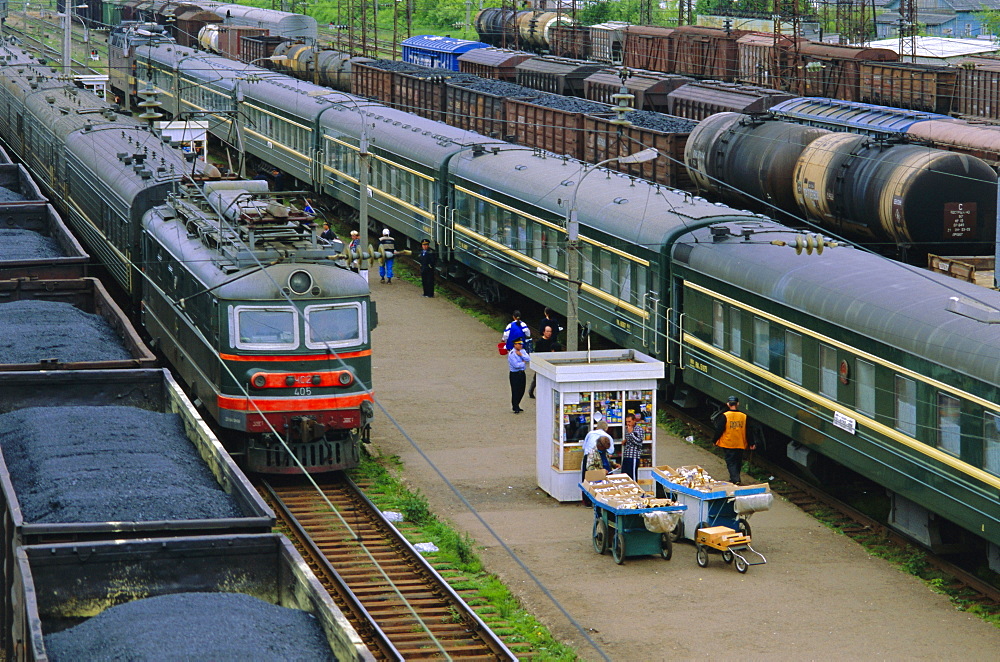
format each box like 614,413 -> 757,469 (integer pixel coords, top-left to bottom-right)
554,389 -> 655,471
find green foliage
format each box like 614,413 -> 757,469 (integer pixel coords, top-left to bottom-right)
976,7 -> 1000,39
397,490 -> 434,525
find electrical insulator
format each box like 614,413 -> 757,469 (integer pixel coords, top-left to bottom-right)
136,81 -> 163,123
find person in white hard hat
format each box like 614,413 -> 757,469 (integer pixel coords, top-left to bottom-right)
378,228 -> 395,284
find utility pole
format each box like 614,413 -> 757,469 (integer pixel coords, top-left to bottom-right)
898,0 -> 917,62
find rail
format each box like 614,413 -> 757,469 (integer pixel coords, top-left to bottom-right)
259,475 -> 517,661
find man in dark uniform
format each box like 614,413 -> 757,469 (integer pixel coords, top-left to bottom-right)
714,396 -> 755,485
417,239 -> 436,297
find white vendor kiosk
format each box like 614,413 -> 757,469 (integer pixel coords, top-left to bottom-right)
531,349 -> 664,502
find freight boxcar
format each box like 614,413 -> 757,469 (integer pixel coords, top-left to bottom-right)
547,22 -> 588,59
860,61 -> 958,114
214,25 -> 269,60
954,56 -> 1000,119
588,21 -> 630,64
667,80 -> 793,121
12,534 -> 372,661
790,42 -> 898,100
515,56 -> 603,96
736,32 -> 801,89
458,47 -> 534,81
240,34 -> 287,66
623,25 -> 675,74
174,8 -> 223,48
584,69 -> 692,113
671,25 -> 747,81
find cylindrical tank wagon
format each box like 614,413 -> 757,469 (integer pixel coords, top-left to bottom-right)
685,113 -> 998,253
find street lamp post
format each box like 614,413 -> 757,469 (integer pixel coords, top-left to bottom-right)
62,3 -> 88,75
565,148 -> 659,352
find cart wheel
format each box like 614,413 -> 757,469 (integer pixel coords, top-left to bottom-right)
735,555 -> 749,573
593,518 -> 608,555
738,519 -> 752,539
667,521 -> 682,543
612,531 -> 626,565
660,533 -> 673,561
696,545 -> 709,568
722,549 -> 734,564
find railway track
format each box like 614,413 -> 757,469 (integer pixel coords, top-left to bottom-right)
257,475 -> 516,661
663,403 -> 1000,613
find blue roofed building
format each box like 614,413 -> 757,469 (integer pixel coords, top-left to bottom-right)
875,0 -> 1000,39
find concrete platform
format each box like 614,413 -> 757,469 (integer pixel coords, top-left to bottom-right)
366,267 -> 999,660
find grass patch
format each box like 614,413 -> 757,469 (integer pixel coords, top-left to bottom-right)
349,451 -> 579,658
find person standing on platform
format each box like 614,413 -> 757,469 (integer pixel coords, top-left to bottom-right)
581,420 -> 614,503
418,239 -> 436,297
714,396 -> 755,485
378,228 -> 395,284
621,412 -> 644,481
584,436 -> 617,478
348,230 -> 361,273
501,310 -> 530,351
507,338 -> 530,413
538,307 -> 562,344
320,222 -> 336,242
528,325 -> 561,399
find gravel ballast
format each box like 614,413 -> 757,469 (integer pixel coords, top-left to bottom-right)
0,228 -> 63,260
0,405 -> 243,523
0,300 -> 132,364
44,592 -> 335,661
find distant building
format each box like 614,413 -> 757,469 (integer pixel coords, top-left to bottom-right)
875,0 -> 1000,40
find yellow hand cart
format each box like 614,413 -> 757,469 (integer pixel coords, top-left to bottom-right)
694,526 -> 767,573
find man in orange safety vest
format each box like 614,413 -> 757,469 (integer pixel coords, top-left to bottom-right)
714,396 -> 755,485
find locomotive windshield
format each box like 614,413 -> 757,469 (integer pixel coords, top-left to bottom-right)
231,303 -> 365,351
233,306 -> 299,350
305,303 -> 365,349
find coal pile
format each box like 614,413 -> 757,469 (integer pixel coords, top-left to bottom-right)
454,78 -> 543,100
0,406 -> 243,523
367,59 -> 429,73
0,185 -> 26,202
44,592 -> 335,661
0,300 -> 132,364
626,110 -> 697,133
0,228 -> 63,260
528,93 -> 609,114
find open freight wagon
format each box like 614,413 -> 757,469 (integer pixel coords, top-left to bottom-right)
0,369 -> 276,658
12,533 -> 373,661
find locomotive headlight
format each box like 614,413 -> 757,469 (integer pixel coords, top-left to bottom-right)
285,376 -> 296,386
338,371 -> 354,386
288,270 -> 313,295
252,375 -> 266,388
312,375 -> 322,385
